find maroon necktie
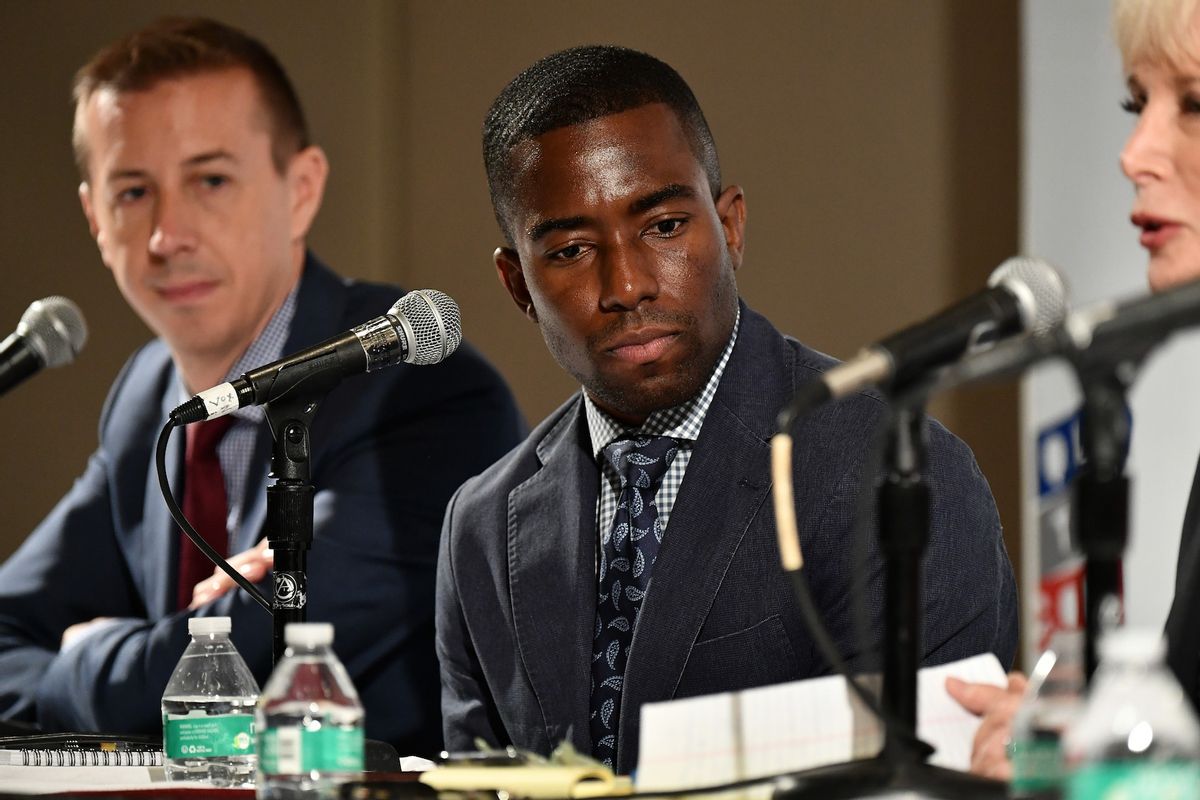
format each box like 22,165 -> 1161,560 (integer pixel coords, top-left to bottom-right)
176,417 -> 236,610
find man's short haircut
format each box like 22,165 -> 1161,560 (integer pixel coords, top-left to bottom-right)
482,45 -> 721,244
72,16 -> 309,178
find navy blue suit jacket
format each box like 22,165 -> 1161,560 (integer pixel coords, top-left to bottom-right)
436,303 -> 1017,774
0,256 -> 525,755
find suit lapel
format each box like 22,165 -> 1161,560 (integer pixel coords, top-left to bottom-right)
508,400 -> 598,753
144,383 -> 186,617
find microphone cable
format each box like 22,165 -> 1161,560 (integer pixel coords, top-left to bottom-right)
155,418 -> 272,612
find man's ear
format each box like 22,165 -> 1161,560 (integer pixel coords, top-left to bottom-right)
494,246 -> 537,321
78,182 -> 100,241
287,145 -> 329,241
715,185 -> 747,271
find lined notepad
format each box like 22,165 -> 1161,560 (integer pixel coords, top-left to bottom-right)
636,652 -> 1007,791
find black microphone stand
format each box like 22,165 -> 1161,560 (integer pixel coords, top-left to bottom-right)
1068,347 -> 1143,681
263,396 -> 317,664
258,370 -> 345,664
773,402 -> 1004,799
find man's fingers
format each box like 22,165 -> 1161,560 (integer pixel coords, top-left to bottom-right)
946,677 -> 1008,715
189,544 -> 274,609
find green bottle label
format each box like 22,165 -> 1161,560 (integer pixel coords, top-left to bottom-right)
1011,738 -> 1064,791
163,713 -> 255,758
258,726 -> 364,775
1068,761 -> 1200,799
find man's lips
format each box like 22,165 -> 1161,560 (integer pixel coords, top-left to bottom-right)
1132,212 -> 1182,251
153,279 -> 220,303
603,328 -> 681,364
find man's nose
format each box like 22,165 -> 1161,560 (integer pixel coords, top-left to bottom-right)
599,238 -> 659,312
148,190 -> 199,259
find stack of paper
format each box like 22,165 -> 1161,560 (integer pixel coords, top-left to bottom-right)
636,652 -> 1007,791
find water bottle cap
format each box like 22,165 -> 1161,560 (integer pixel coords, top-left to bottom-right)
1099,627 -> 1165,662
285,622 -> 334,647
188,616 -> 231,636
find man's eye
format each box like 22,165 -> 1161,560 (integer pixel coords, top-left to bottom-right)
116,186 -> 147,204
1183,94 -> 1200,115
550,244 -> 584,260
650,218 -> 685,236
200,174 -> 229,189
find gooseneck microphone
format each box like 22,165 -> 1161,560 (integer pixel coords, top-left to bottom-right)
0,296 -> 88,398
777,256 -> 1067,427
170,289 -> 462,424
929,274 -> 1200,392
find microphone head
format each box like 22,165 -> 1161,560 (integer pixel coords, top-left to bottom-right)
389,289 -> 463,365
988,256 -> 1068,336
16,296 -> 87,368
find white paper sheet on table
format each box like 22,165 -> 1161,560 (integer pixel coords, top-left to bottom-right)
0,765 -> 164,794
635,652 -> 1007,791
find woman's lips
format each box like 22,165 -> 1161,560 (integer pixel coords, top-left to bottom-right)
1132,213 -> 1182,252
1139,223 -> 1181,251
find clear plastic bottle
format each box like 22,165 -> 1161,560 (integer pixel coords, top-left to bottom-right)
256,623 -> 364,800
1063,628 -> 1200,799
162,616 -> 260,786
1010,629 -> 1085,799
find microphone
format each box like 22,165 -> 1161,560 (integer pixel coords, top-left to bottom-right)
171,289 -> 462,424
777,256 -> 1067,427
931,275 -> 1200,392
0,296 -> 88,398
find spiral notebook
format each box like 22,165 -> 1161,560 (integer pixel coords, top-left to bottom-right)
0,732 -> 163,767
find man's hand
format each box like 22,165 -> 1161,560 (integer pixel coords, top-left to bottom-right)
189,539 -> 274,609
946,671 -> 1028,781
61,617 -> 115,651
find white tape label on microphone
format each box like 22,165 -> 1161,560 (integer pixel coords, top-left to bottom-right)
198,382 -> 239,419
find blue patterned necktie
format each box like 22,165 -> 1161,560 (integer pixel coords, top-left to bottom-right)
591,434 -> 679,767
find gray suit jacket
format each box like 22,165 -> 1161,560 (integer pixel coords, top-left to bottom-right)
436,303 -> 1017,773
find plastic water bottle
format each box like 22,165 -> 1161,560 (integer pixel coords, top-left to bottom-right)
256,623 -> 364,800
162,616 -> 260,786
1063,628 -> 1200,798
1009,629 -> 1085,798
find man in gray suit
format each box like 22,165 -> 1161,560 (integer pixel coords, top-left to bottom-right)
436,45 -> 1017,774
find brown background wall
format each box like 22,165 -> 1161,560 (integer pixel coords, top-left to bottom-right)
0,2 -> 1020,592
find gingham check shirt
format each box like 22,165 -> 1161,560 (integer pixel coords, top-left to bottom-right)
584,308 -> 741,551
176,283 -> 299,553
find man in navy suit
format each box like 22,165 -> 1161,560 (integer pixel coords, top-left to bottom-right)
436,45 -> 1018,774
0,18 -> 524,754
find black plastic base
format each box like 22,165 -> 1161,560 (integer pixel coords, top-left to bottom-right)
771,756 -> 1007,800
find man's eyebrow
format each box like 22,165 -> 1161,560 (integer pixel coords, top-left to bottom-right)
184,150 -> 238,168
630,183 -> 696,215
104,150 -> 238,183
528,215 -> 589,242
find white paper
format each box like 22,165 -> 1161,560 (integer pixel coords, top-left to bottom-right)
0,765 -> 166,794
635,652 -> 1007,791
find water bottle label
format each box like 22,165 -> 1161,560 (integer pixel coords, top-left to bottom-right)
163,713 -> 255,759
1069,761 -> 1200,799
1011,739 -> 1063,791
259,727 -> 364,775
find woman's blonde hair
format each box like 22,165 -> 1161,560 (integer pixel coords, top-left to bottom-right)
1114,0 -> 1200,69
